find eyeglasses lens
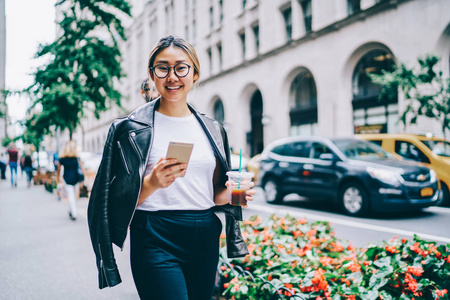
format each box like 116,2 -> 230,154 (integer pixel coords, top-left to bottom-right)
154,63 -> 190,78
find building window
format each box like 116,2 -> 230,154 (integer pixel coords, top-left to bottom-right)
282,7 -> 292,42
217,43 -> 223,71
301,0 -> 312,33
219,0 -> 223,23
352,50 -> 395,101
185,0 -> 189,10
252,24 -> 259,53
207,48 -> 212,74
347,0 -> 361,15
185,25 -> 189,40
209,6 -> 214,29
242,0 -> 246,10
239,31 -> 246,60
213,99 -> 225,125
289,71 -> 318,135
352,49 -> 398,133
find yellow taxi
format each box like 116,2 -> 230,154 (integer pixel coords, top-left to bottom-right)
357,133 -> 450,205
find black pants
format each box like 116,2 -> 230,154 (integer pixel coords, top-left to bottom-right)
130,208 -> 222,300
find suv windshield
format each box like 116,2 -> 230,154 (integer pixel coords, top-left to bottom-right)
333,139 -> 392,160
422,140 -> 450,157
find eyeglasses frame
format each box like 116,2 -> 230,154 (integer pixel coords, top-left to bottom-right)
150,63 -> 192,79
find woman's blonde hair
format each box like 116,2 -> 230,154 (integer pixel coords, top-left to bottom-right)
60,140 -> 78,158
147,35 -> 200,83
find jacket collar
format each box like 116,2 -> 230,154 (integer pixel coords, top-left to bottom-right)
128,98 -> 205,126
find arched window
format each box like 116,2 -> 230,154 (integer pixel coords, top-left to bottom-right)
352,49 -> 398,133
289,71 -> 318,136
352,50 -> 395,101
213,99 -> 225,125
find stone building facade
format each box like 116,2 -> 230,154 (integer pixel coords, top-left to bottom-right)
0,0 -> 6,141
80,0 -> 450,157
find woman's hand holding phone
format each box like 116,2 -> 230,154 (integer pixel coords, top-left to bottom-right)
137,158 -> 187,205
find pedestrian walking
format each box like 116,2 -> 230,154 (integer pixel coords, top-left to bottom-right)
0,151 -> 7,180
140,78 -> 160,103
88,35 -> 255,300
22,152 -> 34,187
7,143 -> 19,187
56,140 -> 84,221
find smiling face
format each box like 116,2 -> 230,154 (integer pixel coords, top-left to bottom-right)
149,46 -> 199,103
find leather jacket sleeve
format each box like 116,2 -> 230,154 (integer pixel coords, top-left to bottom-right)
87,122 -> 122,289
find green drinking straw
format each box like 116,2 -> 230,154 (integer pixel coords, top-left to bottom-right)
238,149 -> 242,189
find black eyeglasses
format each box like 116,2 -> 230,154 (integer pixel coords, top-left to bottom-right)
150,63 -> 192,79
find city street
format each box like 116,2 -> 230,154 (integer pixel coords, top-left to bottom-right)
0,175 -> 138,300
1,173 -> 450,299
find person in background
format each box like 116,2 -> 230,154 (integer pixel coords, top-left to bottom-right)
88,35 -> 254,299
23,152 -> 34,187
56,140 -> 84,221
140,78 -> 160,103
0,151 -> 6,180
7,143 -> 19,187
53,152 -> 59,173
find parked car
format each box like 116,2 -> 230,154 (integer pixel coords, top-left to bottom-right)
258,136 -> 441,216
358,133 -> 450,206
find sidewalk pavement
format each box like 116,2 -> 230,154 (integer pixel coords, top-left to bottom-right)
0,174 -> 138,300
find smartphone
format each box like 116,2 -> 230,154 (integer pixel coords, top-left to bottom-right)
166,141 -> 194,175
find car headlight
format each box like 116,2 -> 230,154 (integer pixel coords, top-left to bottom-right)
367,167 -> 400,185
429,169 -> 437,183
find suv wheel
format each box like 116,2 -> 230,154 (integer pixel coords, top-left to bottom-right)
263,178 -> 283,204
340,182 -> 368,216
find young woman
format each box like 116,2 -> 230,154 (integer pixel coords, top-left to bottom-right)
57,140 -> 84,221
88,35 -> 254,300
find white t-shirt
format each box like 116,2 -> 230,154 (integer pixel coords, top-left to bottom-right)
136,111 -> 217,211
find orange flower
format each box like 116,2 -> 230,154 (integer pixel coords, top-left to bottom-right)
320,256 -> 335,266
363,261 -> 371,266
386,245 -> 399,254
284,283 -> 293,289
346,263 -> 361,272
404,273 -> 418,293
329,242 -> 344,252
407,266 -> 424,277
436,289 -> 448,297
292,230 -> 303,238
297,218 -> 307,224
267,274 -> 273,281
247,243 -> 256,254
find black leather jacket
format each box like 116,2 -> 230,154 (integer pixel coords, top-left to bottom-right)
87,99 -> 249,289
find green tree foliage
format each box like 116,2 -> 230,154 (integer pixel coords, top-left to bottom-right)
370,55 -> 450,138
25,0 -> 131,138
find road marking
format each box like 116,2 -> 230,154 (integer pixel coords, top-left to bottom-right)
248,204 -> 450,244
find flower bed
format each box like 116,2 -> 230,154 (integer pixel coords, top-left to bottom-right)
218,214 -> 450,300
